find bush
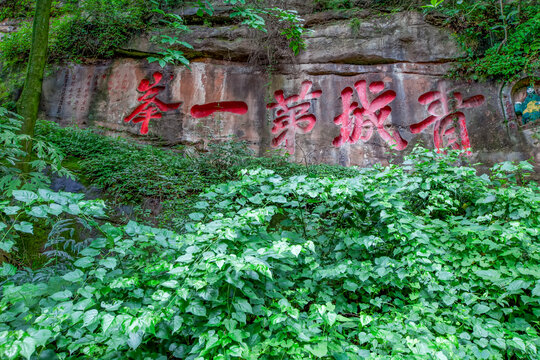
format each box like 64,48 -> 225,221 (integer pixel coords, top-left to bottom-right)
0,0 -> 35,21
50,0 -> 150,60
0,107 -> 100,268
0,147 -> 538,359
37,121 -> 358,229
427,0 -> 540,81
0,109 -> 71,197
0,0 -> 150,65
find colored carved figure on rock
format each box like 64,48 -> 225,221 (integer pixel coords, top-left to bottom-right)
267,80 -> 322,155
333,80 -> 407,150
515,87 -> 540,125
124,72 -> 181,135
190,101 -> 248,118
410,84 -> 485,155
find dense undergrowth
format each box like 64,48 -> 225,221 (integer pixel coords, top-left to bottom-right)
37,120 -> 359,231
1,108 -> 540,359
1,141 -> 539,358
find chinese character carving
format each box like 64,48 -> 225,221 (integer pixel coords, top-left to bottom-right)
333,80 -> 407,150
267,80 -> 322,154
191,101 -> 248,118
124,72 -> 181,135
410,84 -> 485,154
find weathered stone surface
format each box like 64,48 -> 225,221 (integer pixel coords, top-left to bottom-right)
123,26 -> 255,62
122,11 -> 463,65
40,59 -> 540,176
298,12 -> 464,64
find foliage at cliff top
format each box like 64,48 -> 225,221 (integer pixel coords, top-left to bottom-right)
1,107 -> 539,359
0,0 -> 307,66
1,0 -> 538,83
432,0 -> 540,81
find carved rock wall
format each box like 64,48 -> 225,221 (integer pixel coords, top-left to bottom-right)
37,9 -> 540,174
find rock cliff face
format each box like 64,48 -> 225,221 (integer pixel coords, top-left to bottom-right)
35,9 -> 540,171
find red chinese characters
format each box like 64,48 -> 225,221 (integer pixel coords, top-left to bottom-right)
191,101 -> 248,118
267,80 -> 322,154
333,80 -> 408,150
410,84 -> 485,154
124,72 -> 181,135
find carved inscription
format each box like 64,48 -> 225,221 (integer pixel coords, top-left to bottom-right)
124,72 -> 181,135
410,84 -> 485,154
267,81 -> 322,155
333,80 -> 407,150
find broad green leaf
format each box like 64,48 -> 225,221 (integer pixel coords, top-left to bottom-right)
83,309 -> 99,327
532,282 -> 540,297
51,290 -> 73,302
125,221 -> 140,236
80,247 -> 100,257
161,280 -> 179,288
327,312 -> 337,326
233,299 -> 253,314
176,253 -> 193,263
359,314 -> 373,327
188,212 -> 204,221
172,315 -> 183,334
507,280 -> 530,292
3,206 -> 20,215
509,337 -> 526,352
0,239 -> 15,253
473,304 -> 490,315
74,257 -> 95,268
28,205 -> 48,218
437,271 -> 453,281
435,352 -> 448,360
20,336 -> 36,359
127,331 -> 143,350
186,302 -> 207,317
47,203 -> 63,216
0,263 -> 16,276
12,190 -> 38,204
62,269 -> 84,282
102,313 -> 115,333
27,329 -> 52,347
14,222 -> 33,234
99,257 -> 117,269
194,201 -> 209,209
476,194 -> 496,204
306,342 -> 328,358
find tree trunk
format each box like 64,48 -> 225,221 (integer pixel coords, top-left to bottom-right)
17,0 -> 52,155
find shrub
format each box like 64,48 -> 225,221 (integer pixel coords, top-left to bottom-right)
0,147 -> 538,359
36,121 -> 359,229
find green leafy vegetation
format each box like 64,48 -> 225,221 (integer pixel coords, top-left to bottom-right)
314,0 -> 540,81
1,138 -> 539,358
424,0 -> 540,81
1,1 -> 540,358
0,0 -> 150,65
37,120 -> 358,230
0,109 -> 71,197
0,0 -> 308,69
